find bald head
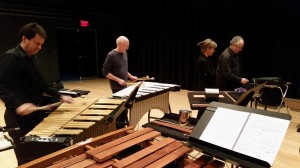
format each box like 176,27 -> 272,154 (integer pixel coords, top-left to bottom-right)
116,36 -> 129,52
116,36 -> 129,45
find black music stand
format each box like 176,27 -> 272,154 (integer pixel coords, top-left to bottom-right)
58,89 -> 90,98
252,77 -> 291,112
188,102 -> 291,168
255,83 -> 291,112
103,82 -> 143,127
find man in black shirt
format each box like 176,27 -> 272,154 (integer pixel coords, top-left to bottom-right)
0,22 -> 74,165
216,35 -> 249,91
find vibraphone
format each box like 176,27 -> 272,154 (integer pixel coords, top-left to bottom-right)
19,97 -> 124,161
18,126 -> 192,168
112,81 -> 180,128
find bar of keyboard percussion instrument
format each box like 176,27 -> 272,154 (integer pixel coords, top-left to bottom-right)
112,81 -> 180,128
19,97 -> 122,162
18,127 -> 192,168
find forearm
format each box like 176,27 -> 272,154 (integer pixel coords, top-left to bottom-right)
106,73 -> 122,83
127,72 -> 137,81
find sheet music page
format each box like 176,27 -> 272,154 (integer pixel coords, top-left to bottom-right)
0,133 -> 13,151
199,107 -> 249,149
233,113 -> 290,166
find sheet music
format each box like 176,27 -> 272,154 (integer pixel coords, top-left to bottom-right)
233,113 -> 289,165
200,107 -> 249,149
199,107 -> 290,166
0,133 -> 14,151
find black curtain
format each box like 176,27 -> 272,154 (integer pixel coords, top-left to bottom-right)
2,0 -> 299,98
116,0 -> 300,98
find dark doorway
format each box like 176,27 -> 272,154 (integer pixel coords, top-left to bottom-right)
56,28 -> 98,81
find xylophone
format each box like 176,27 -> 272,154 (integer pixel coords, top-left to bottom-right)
19,97 -> 124,161
112,81 -> 180,128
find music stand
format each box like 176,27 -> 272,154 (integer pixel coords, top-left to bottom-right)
103,82 -> 143,127
188,102 -> 291,168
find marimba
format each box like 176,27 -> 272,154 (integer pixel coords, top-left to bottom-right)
112,81 -> 180,128
19,97 -> 124,161
18,126 -> 192,168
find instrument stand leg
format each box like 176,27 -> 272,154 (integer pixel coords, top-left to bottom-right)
296,123 -> 300,133
196,108 -> 206,120
147,110 -> 152,123
148,103 -> 173,123
116,109 -> 129,129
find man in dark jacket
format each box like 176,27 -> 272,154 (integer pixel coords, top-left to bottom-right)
216,35 -> 249,91
0,22 -> 74,165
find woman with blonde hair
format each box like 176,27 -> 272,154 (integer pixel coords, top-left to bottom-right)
196,38 -> 217,90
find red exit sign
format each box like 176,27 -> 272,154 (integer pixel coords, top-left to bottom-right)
80,20 -> 89,27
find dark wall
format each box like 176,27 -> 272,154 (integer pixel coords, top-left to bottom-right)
0,0 -> 299,98
0,3 -> 122,82
119,0 -> 300,98
0,13 -> 61,81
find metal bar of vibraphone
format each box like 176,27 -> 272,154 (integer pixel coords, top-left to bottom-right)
130,91 -> 170,129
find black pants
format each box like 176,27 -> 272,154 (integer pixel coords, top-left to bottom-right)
7,129 -> 28,165
4,108 -> 30,166
4,99 -> 53,165
116,109 -> 129,129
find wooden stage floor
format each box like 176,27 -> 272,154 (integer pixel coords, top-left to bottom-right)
0,78 -> 299,168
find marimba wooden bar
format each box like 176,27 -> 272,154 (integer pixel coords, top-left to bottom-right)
19,97 -> 124,162
18,127 -> 193,168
